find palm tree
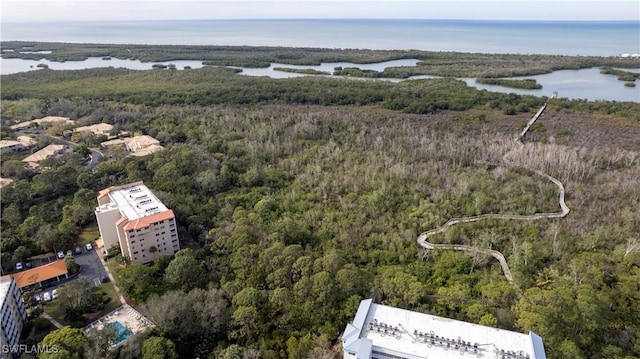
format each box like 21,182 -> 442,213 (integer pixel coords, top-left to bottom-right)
149,246 -> 158,261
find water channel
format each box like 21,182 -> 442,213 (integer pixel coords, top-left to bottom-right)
1,56 -> 638,102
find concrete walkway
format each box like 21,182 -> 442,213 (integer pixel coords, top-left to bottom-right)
41,312 -> 63,329
95,249 -> 126,306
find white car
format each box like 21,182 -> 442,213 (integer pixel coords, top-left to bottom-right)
15,262 -> 24,271
34,294 -> 42,302
42,292 -> 52,302
57,251 -> 65,259
85,243 -> 93,251
52,289 -> 58,299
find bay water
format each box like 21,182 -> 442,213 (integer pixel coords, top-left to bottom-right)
2,19 -> 639,102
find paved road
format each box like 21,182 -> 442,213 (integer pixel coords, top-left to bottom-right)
41,134 -> 104,168
88,148 -> 103,168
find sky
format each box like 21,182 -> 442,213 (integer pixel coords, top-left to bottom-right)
1,0 -> 639,22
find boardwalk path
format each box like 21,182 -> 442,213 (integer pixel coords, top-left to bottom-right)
417,130 -> 569,292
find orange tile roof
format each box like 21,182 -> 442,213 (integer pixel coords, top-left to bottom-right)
122,210 -> 175,231
13,260 -> 68,289
97,188 -> 112,200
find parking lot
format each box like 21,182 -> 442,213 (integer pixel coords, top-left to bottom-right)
27,245 -> 109,296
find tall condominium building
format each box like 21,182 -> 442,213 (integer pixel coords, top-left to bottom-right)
342,299 -> 546,359
95,182 -> 180,264
1,276 -> 28,359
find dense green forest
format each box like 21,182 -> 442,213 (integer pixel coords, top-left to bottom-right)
1,61 -> 640,359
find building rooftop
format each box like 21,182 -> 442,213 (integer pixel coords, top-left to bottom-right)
22,144 -> 65,164
10,116 -> 74,130
0,178 -> 14,188
343,299 -> 546,359
96,182 -> 170,224
12,260 -> 68,289
0,276 -> 13,304
17,136 -> 37,146
0,140 -> 22,148
74,123 -> 114,134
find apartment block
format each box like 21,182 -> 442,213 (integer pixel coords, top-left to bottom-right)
95,182 -> 180,264
342,299 -> 546,359
1,276 -> 28,359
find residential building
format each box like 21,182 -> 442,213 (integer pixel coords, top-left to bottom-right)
0,140 -> 25,154
16,136 -> 37,147
12,261 -> 68,291
74,123 -> 114,137
0,178 -> 14,189
342,299 -> 546,359
10,116 -> 74,131
1,276 -> 28,359
21,144 -> 65,168
95,182 -> 180,264
100,135 -> 163,157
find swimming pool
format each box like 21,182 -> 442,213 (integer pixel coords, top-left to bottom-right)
105,321 -> 133,345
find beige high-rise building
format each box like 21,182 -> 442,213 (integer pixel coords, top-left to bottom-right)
95,182 -> 180,264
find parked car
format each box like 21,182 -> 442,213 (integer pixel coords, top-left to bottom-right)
66,250 -> 73,257
34,293 -> 42,302
74,247 -> 82,255
52,289 -> 58,299
25,262 -> 32,268
57,251 -> 65,259
42,292 -> 52,302
85,243 -> 93,251
15,262 -> 24,271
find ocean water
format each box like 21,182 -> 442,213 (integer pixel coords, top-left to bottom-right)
2,19 -> 639,56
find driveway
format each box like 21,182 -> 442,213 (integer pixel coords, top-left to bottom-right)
74,249 -> 109,287
33,247 -> 109,292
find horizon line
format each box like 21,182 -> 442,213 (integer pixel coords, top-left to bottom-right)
4,18 -> 640,23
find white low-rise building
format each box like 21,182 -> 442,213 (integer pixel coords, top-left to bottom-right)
21,144 -> 65,168
101,135 -> 163,157
342,299 -> 546,359
10,116 -> 74,131
74,123 -> 114,137
0,140 -> 25,154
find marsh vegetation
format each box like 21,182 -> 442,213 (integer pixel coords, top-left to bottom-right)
1,53 -> 640,359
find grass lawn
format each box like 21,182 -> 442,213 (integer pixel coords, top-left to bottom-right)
43,282 -> 121,327
87,282 -> 122,322
78,224 -> 100,245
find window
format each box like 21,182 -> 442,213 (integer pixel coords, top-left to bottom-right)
131,240 -> 136,244
133,251 -> 139,255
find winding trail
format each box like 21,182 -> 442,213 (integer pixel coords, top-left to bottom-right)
417,137 -> 569,292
